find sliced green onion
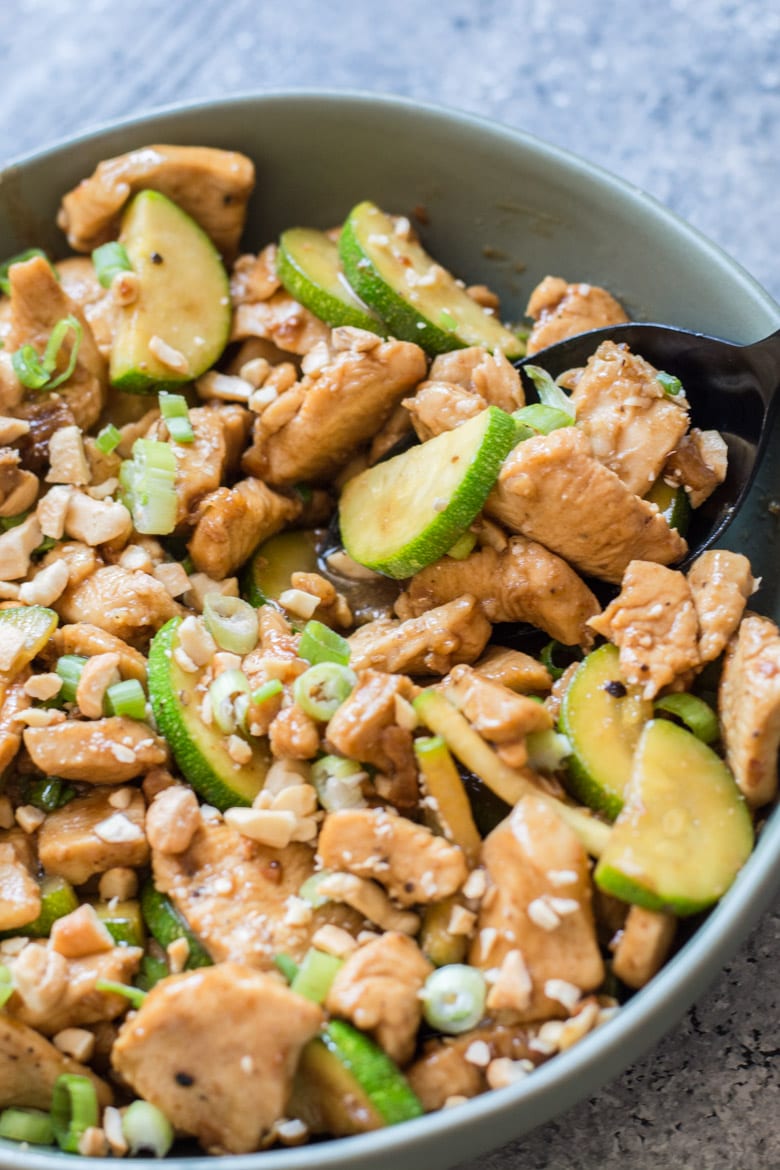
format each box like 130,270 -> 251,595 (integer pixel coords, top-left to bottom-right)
293,663 -> 357,722
540,639 -> 581,682
298,619 -> 351,666
13,315 -> 83,393
11,344 -> 50,390
121,438 -> 177,536
273,953 -> 300,983
159,392 -> 194,444
310,755 -> 366,811
446,531 -> 477,560
55,654 -> 87,703
421,964 -> 487,1034
51,1075 -> 99,1154
0,965 -> 14,1008
105,678 -> 147,721
514,402 -> 575,440
290,947 -> 343,1003
121,1100 -> 174,1159
252,678 -> 283,705
0,511 -> 30,532
657,370 -> 683,397
91,241 -> 132,289
238,678 -> 284,732
203,594 -> 259,655
94,979 -> 147,1009
523,364 -> 576,419
95,423 -> 122,455
298,870 -> 335,909
0,1108 -> 55,1146
526,728 -> 572,772
654,693 -> 719,744
24,777 -> 76,812
208,669 -> 250,735
0,248 -> 52,296
136,954 -> 169,992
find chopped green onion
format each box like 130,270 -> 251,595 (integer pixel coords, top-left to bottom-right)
0,965 -> 14,1008
159,392 -> 194,444
11,344 -> 50,390
420,964 -> 487,1034
51,1074 -> 99,1154
526,728 -> 572,772
0,1108 -> 55,1146
121,1100 -> 174,1159
293,483 -> 313,504
657,370 -> 684,397
290,947 -> 343,1003
91,241 -> 132,289
298,870 -> 335,909
298,619 -> 351,666
539,639 -> 581,682
105,678 -> 147,721
446,531 -> 477,560
94,979 -> 147,1009
654,693 -> 719,744
439,308 -> 458,332
273,953 -> 300,983
0,511 -> 30,532
522,364 -> 576,419
513,402 -> 575,440
208,669 -> 250,735
310,755 -> 366,811
0,248 -> 57,296
55,654 -> 87,704
203,594 -> 259,655
95,423 -> 122,455
136,954 -> 169,991
121,438 -> 177,536
24,777 -> 75,813
252,678 -> 283,705
12,315 -> 83,392
293,663 -> 357,722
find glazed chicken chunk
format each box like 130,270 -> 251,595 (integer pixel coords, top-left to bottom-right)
719,613 -> 780,808
525,275 -> 629,355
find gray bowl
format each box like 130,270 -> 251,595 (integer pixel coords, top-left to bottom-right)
1,91 -> 778,1170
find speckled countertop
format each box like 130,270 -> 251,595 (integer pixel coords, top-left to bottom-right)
0,2 -> 778,1167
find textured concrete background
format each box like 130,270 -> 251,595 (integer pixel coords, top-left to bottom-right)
0,1 -> 778,1167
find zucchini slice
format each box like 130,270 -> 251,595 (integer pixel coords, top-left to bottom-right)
339,405 -> 517,578
92,899 -> 146,948
595,719 -> 754,916
140,882 -> 211,968
148,617 -> 271,809
339,201 -> 524,357
645,477 -> 691,534
241,528 -> 321,608
559,644 -> 653,819
277,228 -> 386,334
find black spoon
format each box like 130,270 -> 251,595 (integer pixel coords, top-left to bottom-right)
515,322 -> 780,569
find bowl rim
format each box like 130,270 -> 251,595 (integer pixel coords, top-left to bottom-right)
1,88 -> 779,1170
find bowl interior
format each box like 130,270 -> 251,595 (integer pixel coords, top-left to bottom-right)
0,91 -> 779,1170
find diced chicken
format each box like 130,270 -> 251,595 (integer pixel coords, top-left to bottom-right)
45,622 -> 148,684
7,940 -> 142,1035
662,428 -> 728,508
472,645 -> 552,694
568,341 -> 690,497
0,830 -> 40,931
326,932 -> 433,1064
38,787 -> 149,884
324,670 -> 419,809
440,664 -> 552,767
231,289 -> 330,355
367,401 -> 414,463
268,702 -> 321,760
404,381 -> 485,442
242,334 -> 427,485
318,807 -> 468,906
0,447 -> 38,517
588,561 -> 700,699
147,406 -> 230,526
14,397 -> 76,476
230,246 -> 281,306
470,795 -> 604,1021
152,817 -> 362,967
25,717 -> 167,784
41,539 -> 100,588
58,145 -> 255,260
112,964 -> 322,1154
525,275 -> 628,355
687,550 -> 755,664
58,564 -> 179,647
427,347 -> 525,414
56,256 -> 115,358
348,596 -> 491,676
407,1024 -> 546,1111
188,477 -> 301,579
611,906 -> 677,990
487,428 -> 687,583
0,676 -> 32,773
0,1015 -> 112,1110
397,535 -> 600,647
719,613 -> 780,808
6,256 -> 107,431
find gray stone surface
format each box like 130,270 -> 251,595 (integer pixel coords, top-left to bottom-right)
0,1 -> 778,1167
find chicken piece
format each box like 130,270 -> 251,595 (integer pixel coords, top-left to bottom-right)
0,1015 -> 112,1110
25,718 -> 167,784
568,341 -> 690,497
611,906 -> 677,990
662,428 -> 728,508
147,406 -> 230,526
56,256 -> 115,359
318,807 -> 468,906
588,561 -> 700,699
41,539 -> 100,589
719,613 -> 780,808
58,564 -> 179,647
324,670 -> 418,809
0,675 -> 31,774
13,397 -> 76,476
404,381 -> 484,442
112,964 -> 322,1155
525,275 -> 628,355
326,933 -> 433,1064
242,333 -> 427,485
347,596 -> 491,676
44,622 -> 148,684
427,347 -> 525,414
231,288 -> 329,356
0,447 -> 38,517
188,477 -> 301,579
58,145 -> 255,261
210,402 -> 253,476
487,428 -> 687,583
0,830 -> 40,932
6,256 -> 107,432
397,535 -> 600,647
687,550 -> 755,664
368,401 -> 414,463
268,702 -> 321,760
440,663 -> 552,767
229,246 -> 281,306
38,787 -> 149,885
153,817 -> 362,967
472,645 -> 552,693
407,1024 -> 546,1111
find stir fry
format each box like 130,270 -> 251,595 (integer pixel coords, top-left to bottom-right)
0,144 -> 774,1157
